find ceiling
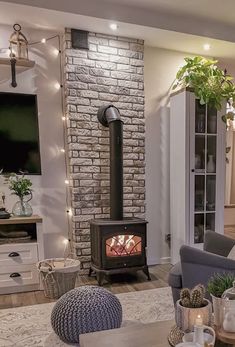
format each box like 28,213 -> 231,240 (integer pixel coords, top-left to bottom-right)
0,0 -> 235,61
1,0 -> 235,43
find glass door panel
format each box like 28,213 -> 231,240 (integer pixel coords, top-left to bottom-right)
206,213 -> 215,232
195,100 -> 206,133
195,135 -> 205,172
207,106 -> 217,134
195,175 -> 205,212
206,175 -> 216,211
194,214 -> 204,243
207,136 -> 216,173
192,99 -> 218,246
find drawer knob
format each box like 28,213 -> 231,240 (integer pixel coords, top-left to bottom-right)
8,252 -> 20,257
10,272 -> 21,278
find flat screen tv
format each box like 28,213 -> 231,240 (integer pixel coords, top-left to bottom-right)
0,92 -> 41,174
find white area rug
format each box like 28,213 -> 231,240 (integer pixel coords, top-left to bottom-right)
0,287 -> 174,347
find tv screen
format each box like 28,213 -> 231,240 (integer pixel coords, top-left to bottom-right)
0,92 -> 41,174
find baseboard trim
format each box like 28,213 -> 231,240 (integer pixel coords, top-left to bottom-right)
160,257 -> 171,264
147,257 -> 160,266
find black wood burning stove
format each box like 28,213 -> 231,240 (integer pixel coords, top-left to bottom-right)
89,105 -> 150,285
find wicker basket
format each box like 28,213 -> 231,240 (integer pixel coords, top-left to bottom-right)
37,258 -> 80,299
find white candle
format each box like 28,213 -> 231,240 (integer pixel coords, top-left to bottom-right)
195,314 -> 203,326
193,315 -> 204,346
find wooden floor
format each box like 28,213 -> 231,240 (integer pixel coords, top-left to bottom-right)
224,225 -> 235,240
0,264 -> 171,310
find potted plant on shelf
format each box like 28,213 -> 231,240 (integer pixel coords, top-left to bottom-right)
5,173 -> 33,217
173,56 -> 235,124
207,272 -> 235,326
175,284 -> 212,332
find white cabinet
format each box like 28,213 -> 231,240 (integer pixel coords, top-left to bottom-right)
0,215 -> 44,294
170,89 -> 226,264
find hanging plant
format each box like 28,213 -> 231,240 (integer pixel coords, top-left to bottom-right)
173,56 -> 235,123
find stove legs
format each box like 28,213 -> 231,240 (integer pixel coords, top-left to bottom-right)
96,272 -> 105,286
90,264 -> 151,285
88,267 -> 93,277
143,266 -> 151,281
89,266 -> 105,285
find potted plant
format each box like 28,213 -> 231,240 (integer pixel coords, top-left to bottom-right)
5,173 -> 33,217
175,284 -> 212,332
173,56 -> 235,124
207,273 -> 235,326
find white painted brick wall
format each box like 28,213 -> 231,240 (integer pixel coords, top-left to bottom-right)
63,30 -> 145,273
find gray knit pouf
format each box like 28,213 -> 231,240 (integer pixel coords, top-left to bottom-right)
51,285 -> 122,344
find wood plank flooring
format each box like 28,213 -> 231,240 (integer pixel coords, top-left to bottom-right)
0,264 -> 172,310
224,225 -> 235,240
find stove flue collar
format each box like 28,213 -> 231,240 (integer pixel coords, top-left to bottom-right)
97,105 -> 121,127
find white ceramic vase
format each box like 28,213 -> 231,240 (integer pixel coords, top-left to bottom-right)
207,155 -> 215,173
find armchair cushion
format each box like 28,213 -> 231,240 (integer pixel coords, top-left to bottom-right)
203,231 -> 235,257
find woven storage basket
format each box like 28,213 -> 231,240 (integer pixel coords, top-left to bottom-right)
37,258 -> 80,299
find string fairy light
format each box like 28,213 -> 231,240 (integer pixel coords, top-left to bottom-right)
28,32 -> 73,250
0,30 -> 73,251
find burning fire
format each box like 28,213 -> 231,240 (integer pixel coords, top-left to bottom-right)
106,235 -> 142,257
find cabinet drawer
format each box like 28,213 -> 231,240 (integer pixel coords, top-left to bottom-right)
0,243 -> 38,266
0,264 -> 39,288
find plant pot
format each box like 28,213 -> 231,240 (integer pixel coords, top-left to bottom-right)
211,295 -> 225,327
175,299 -> 212,332
12,198 -> 33,217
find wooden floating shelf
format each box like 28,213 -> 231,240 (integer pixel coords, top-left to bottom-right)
0,57 -> 35,68
0,215 -> 42,225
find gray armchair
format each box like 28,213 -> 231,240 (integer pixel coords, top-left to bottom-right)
168,231 -> 235,304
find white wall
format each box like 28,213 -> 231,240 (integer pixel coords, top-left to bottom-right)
145,46 -> 188,264
0,25 -> 67,258
145,46 -> 234,264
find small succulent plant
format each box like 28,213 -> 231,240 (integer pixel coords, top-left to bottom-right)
207,273 -> 235,298
180,284 -> 206,308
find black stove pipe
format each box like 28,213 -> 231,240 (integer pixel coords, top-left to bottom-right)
97,105 -> 123,220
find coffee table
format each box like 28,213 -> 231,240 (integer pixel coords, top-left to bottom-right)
79,320 -> 174,347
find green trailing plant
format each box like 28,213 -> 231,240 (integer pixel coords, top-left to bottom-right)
180,284 -> 206,308
5,173 -> 33,201
207,273 -> 235,298
173,56 -> 235,122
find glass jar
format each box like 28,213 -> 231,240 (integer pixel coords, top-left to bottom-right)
12,198 -> 33,217
222,281 -> 235,332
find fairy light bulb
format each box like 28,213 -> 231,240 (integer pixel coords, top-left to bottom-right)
63,238 -> 69,245
60,148 -> 65,153
65,179 -> 69,185
67,209 -> 73,216
53,48 -> 59,56
41,38 -> 46,43
54,82 -> 61,90
62,116 -> 66,121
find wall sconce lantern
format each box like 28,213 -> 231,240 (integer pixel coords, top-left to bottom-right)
9,23 -> 29,60
9,24 -> 29,88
